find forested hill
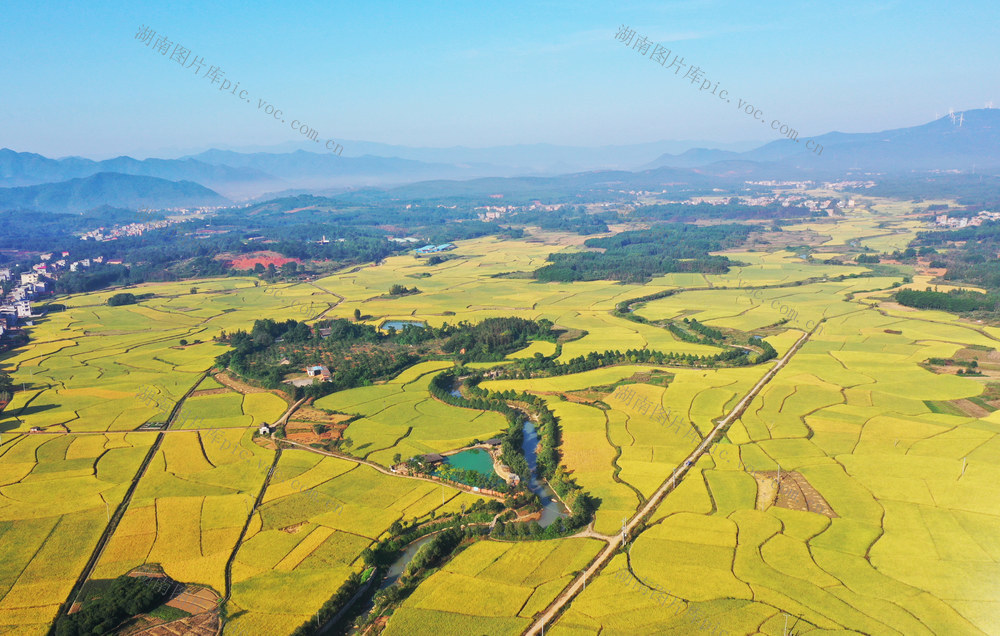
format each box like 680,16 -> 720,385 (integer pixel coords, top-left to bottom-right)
534,223 -> 750,283
0,172 -> 230,212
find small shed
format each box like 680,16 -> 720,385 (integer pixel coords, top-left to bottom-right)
259,424 -> 272,435
421,453 -> 445,465
305,365 -> 331,379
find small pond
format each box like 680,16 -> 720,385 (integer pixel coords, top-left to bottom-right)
442,448 -> 495,476
380,320 -> 426,331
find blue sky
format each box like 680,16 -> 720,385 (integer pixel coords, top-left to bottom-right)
2,0 -> 998,158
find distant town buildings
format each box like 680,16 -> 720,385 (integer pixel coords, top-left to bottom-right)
746,180 -> 813,188
823,180 -> 876,190
79,217 -> 184,241
935,210 -> 1000,228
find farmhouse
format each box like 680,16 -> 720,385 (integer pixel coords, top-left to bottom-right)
305,365 -> 332,380
413,243 -> 457,257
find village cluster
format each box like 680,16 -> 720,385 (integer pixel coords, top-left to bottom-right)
0,250 -> 126,339
934,209 -> 1000,228
79,217 -> 187,241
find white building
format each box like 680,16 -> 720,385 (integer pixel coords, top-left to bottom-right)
14,301 -> 31,318
20,272 -> 38,285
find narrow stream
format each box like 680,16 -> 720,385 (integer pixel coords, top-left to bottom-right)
345,421 -> 568,633
377,533 -> 437,591
521,419 -> 569,527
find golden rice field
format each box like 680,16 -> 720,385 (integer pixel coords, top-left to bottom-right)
226,452 -> 483,634
314,360 -> 508,466
2,204 -> 999,634
383,538 -> 604,636
0,432 -> 156,633
552,281 -> 1000,634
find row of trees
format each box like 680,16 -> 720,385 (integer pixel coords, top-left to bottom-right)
682,317 -> 725,341
494,345 -> 764,382
896,288 -> 997,312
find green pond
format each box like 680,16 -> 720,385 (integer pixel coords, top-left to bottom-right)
443,448 -> 495,475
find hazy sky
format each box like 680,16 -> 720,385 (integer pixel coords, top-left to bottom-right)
3,0 -> 998,159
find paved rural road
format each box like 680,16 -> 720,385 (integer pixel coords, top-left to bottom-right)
279,438 -> 507,501
523,327 -> 815,636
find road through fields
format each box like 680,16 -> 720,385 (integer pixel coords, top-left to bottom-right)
524,326 -> 815,635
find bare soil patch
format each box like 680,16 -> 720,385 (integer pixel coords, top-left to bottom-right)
951,398 -> 993,418
290,405 -> 348,424
754,471 -> 837,518
189,388 -> 230,398
286,420 -> 346,445
214,371 -> 293,403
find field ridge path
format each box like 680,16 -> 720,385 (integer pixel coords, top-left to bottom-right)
523,327 -> 815,636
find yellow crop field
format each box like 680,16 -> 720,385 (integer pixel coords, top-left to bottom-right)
384,538 -> 603,636
315,361 -> 507,466
5,207 -> 1000,636
0,433 -> 156,632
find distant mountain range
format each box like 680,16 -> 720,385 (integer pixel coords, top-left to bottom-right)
329,139 -> 763,173
2,109 -> 998,213
646,109 -> 1000,174
0,172 -> 230,212
0,149 -> 271,194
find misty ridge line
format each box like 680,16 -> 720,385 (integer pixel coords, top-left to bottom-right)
614,25 -> 823,156
134,25 -> 344,157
